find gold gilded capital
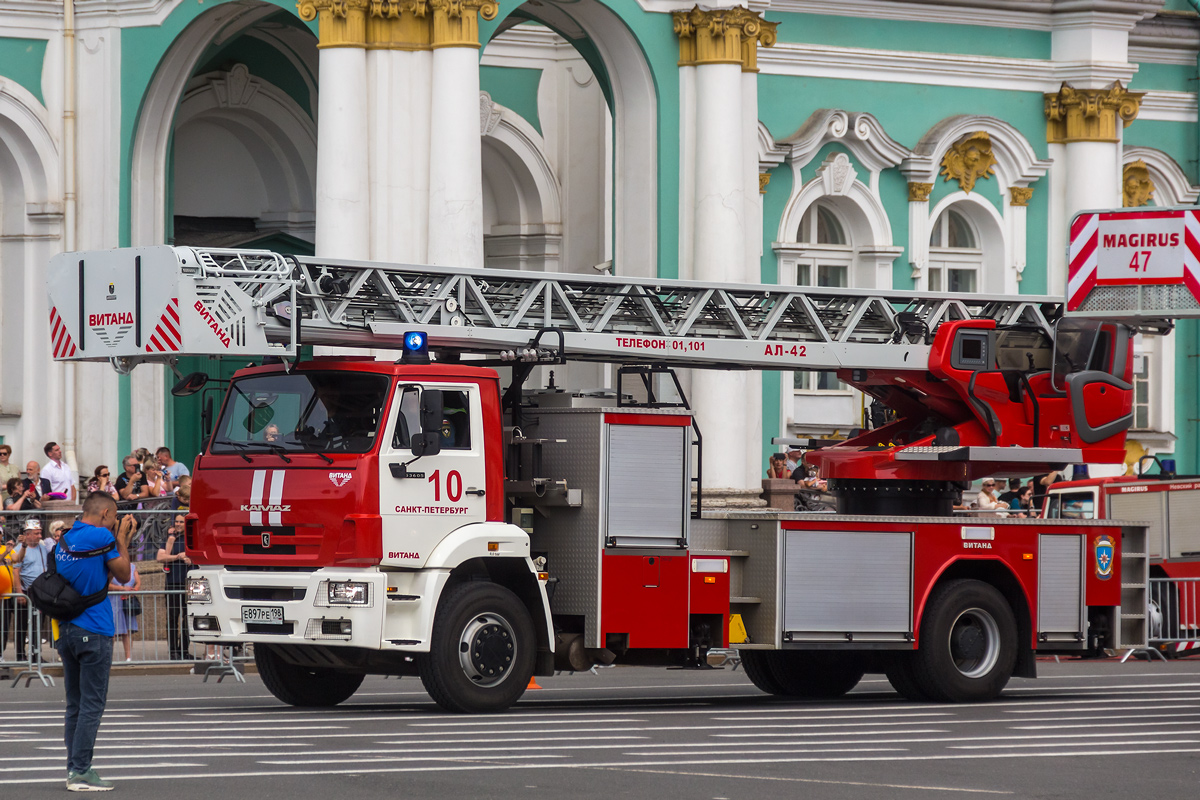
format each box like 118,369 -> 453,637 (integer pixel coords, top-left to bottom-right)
367,0 -> 431,50
907,182 -> 933,202
298,0 -> 369,48
673,6 -> 775,70
1009,186 -> 1034,207
1044,81 -> 1143,144
1123,160 -> 1155,207
940,131 -> 997,193
759,173 -> 771,194
429,0 -> 497,49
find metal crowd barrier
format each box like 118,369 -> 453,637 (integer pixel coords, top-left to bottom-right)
2,582 -> 251,687
2,501 -> 182,563
1149,576 -> 1200,657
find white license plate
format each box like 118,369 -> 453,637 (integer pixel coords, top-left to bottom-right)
242,605 -> 284,625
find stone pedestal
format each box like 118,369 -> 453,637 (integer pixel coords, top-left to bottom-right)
692,487 -> 768,510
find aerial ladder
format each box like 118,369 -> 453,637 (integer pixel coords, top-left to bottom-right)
49,244 -> 1144,514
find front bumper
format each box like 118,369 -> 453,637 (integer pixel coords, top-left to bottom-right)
187,566 -> 390,650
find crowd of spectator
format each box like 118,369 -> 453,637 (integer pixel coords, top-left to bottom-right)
1,442 -> 193,663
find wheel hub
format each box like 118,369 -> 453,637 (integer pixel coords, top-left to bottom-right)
458,612 -> 517,687
948,607 -> 1000,679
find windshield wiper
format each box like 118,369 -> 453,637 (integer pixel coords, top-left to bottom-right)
265,445 -> 292,464
217,441 -> 253,463
313,451 -> 334,465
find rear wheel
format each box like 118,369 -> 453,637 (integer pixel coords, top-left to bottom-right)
419,582 -> 536,713
885,654 -> 932,702
739,650 -> 786,695
769,651 -> 865,698
910,579 -> 1017,702
255,644 -> 365,707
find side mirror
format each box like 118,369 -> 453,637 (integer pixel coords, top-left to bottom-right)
411,390 -> 444,457
420,390 -> 444,432
171,372 -> 209,397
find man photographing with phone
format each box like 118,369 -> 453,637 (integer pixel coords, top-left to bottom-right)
53,492 -> 137,792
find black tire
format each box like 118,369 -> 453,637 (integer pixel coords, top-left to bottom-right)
419,582 -> 536,713
768,651 -> 865,698
910,579 -> 1017,703
885,654 -> 932,702
739,650 -> 786,695
255,644 -> 365,707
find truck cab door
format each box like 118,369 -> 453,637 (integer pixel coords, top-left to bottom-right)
378,382 -> 488,567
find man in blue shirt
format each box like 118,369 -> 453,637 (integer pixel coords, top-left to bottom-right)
54,492 -> 137,792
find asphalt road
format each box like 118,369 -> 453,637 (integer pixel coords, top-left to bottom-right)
2,658 -> 1199,798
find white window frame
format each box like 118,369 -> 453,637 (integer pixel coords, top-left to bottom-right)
928,207 -> 983,294
789,204 -> 853,395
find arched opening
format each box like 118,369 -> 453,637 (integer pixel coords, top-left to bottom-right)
0,87 -> 62,464
132,3 -> 318,464
480,101 -> 564,271
483,0 -> 655,278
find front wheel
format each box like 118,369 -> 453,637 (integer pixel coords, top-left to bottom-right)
910,579 -> 1017,702
255,644 -> 365,707
419,582 -> 536,713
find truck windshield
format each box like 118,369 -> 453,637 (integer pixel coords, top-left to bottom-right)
1051,318 -> 1103,390
994,327 -> 1052,372
211,372 -> 391,455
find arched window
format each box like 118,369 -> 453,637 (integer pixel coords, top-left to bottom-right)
795,202 -> 850,392
928,207 -> 981,293
795,202 -> 851,288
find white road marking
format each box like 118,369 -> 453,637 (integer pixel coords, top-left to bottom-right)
588,766 -> 1014,795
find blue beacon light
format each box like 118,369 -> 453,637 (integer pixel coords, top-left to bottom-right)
401,330 -> 430,364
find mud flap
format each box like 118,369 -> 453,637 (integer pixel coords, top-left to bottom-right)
1014,644 -> 1037,679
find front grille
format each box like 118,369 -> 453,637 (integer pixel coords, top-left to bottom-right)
225,587 -> 306,601
303,619 -> 351,640
243,544 -> 296,555
246,622 -> 295,635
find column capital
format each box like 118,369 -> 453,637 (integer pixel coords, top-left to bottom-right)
1009,186 -> 1034,207
367,0 -> 432,50
1044,81 -> 1143,144
759,173 -> 770,194
672,6 -> 777,71
429,0 -> 498,49
907,182 -> 932,202
298,0 -> 370,48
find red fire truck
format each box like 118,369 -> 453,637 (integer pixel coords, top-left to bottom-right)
46,212 -> 1172,711
1044,473 -> 1200,654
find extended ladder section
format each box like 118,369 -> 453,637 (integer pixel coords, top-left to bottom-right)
49,245 -> 1063,371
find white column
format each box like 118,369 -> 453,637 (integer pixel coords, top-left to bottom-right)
1064,140 -> 1121,215
427,47 -> 484,268
396,51 -> 432,262
741,68 -> 762,490
315,47 -> 370,259
690,60 -> 750,492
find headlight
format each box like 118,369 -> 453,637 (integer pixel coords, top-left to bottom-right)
327,581 -> 369,605
187,577 -> 212,603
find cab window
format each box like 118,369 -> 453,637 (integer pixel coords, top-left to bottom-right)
390,387 -> 473,451
1049,491 -> 1095,520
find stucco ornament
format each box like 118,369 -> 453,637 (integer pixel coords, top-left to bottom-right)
817,152 -> 856,196
907,182 -> 932,202
1122,160 -> 1155,208
940,131 -> 997,193
1009,186 -> 1034,207
210,64 -> 260,110
479,91 -> 502,136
